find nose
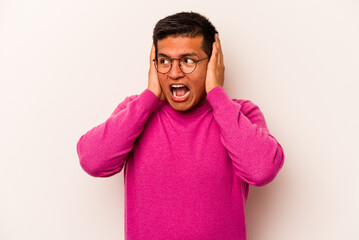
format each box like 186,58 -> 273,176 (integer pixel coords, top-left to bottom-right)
168,59 -> 185,79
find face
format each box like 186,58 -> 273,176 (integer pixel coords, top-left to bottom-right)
156,36 -> 209,111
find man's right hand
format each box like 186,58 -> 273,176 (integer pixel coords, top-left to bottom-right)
148,44 -> 165,101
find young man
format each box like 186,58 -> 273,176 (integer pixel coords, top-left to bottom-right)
77,12 -> 284,240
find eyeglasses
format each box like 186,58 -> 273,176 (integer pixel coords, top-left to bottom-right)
153,56 -> 208,74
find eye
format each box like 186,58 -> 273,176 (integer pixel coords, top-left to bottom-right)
182,57 -> 195,64
158,57 -> 170,65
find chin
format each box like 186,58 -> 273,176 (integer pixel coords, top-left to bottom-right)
169,101 -> 192,112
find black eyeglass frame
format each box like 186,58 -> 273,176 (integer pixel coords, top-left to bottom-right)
152,57 -> 209,74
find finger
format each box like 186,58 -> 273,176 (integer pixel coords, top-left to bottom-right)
150,44 -> 155,62
214,33 -> 221,63
215,34 -> 222,52
215,34 -> 224,66
214,41 -> 221,66
150,44 -> 157,72
210,41 -> 218,66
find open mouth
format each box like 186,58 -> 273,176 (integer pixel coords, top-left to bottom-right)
171,84 -> 190,100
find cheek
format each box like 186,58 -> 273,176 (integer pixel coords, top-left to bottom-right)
190,73 -> 207,90
158,75 -> 168,89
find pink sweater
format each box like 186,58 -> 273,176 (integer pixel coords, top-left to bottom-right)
76,86 -> 284,240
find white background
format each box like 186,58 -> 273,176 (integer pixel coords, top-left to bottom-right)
1,0 -> 358,239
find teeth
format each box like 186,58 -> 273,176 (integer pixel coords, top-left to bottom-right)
171,84 -> 185,88
171,84 -> 189,99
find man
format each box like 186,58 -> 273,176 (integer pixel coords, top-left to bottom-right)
77,12 -> 284,240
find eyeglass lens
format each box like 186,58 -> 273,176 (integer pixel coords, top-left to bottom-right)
155,57 -> 197,74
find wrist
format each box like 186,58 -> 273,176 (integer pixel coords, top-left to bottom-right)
147,87 -> 161,100
206,84 -> 222,94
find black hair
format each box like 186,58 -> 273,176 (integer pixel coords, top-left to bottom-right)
153,12 -> 218,58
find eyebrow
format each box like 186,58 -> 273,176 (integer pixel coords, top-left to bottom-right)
158,52 -> 200,58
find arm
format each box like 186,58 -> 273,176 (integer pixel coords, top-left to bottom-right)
207,86 -> 285,186
205,34 -> 284,186
77,44 -> 164,178
76,89 -> 160,177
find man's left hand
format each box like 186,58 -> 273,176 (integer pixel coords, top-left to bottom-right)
205,33 -> 225,94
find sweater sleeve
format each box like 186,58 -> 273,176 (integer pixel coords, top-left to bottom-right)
76,89 -> 160,177
206,86 -> 285,186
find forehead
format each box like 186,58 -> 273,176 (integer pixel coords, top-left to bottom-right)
157,36 -> 206,57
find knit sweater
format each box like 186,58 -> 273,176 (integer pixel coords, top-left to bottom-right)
76,86 -> 285,240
